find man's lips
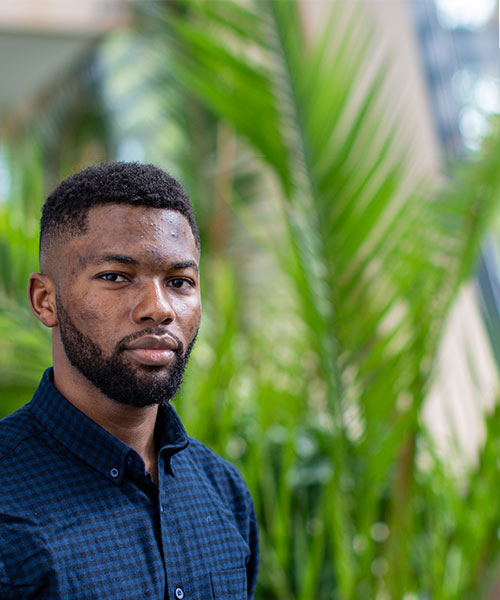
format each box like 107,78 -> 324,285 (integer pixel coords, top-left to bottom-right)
123,335 -> 178,366
124,335 -> 178,351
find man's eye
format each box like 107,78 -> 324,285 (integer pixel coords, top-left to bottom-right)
169,278 -> 190,289
100,273 -> 127,283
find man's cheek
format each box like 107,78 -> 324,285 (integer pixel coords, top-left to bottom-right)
68,292 -> 101,324
77,308 -> 100,322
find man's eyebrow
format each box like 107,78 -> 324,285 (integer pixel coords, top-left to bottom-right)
90,256 -> 198,271
91,254 -> 139,266
173,260 -> 199,272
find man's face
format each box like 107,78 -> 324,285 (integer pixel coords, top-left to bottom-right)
53,204 -> 201,407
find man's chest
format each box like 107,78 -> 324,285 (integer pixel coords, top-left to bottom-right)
0,453 -> 250,599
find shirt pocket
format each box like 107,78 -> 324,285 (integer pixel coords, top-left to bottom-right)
209,566 -> 247,599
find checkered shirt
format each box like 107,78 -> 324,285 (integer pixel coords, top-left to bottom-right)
0,368 -> 259,599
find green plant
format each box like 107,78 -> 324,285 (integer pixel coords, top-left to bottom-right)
0,141 -> 51,411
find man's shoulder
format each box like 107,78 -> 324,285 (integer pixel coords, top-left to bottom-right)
181,436 -> 252,502
185,436 -> 243,476
0,402 -> 43,463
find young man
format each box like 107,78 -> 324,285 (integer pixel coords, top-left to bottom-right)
0,162 -> 259,599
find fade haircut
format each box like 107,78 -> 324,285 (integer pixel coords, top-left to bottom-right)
39,162 -> 200,269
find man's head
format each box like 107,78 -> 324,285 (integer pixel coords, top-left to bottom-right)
39,162 -> 200,271
30,162 -> 201,408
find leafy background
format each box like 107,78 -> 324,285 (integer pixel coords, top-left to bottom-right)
1,1 -> 500,598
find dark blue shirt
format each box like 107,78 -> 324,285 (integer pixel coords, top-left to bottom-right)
0,369 -> 258,599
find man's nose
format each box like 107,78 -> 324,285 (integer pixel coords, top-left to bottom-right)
131,280 -> 174,325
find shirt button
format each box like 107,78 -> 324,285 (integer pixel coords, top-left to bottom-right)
174,588 -> 184,599
126,456 -> 133,467
160,503 -> 165,513
109,467 -> 119,478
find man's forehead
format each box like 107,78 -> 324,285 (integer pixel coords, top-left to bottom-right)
85,203 -> 189,228
68,205 -> 199,266
78,205 -> 191,242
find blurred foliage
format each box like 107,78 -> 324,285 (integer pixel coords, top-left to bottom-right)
2,0 -> 500,598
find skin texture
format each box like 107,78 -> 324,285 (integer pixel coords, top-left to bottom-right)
28,205 -> 201,484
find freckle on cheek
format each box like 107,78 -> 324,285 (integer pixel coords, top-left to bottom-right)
78,309 -> 99,321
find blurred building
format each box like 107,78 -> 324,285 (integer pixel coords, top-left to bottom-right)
408,0 -> 500,463
410,0 -> 498,156
0,0 -> 131,121
301,0 -> 442,182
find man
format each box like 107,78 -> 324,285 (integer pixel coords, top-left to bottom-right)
0,162 -> 259,599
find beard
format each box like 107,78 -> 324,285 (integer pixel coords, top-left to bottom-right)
56,297 -> 197,408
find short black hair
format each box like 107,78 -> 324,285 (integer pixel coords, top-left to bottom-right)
40,162 -> 200,265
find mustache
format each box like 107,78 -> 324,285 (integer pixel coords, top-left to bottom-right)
117,328 -> 184,355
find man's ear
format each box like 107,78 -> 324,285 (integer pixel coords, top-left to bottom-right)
28,273 -> 58,328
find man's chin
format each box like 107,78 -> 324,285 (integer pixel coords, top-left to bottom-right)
103,383 -> 174,408
96,364 -> 184,407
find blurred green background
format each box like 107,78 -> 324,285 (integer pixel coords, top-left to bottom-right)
1,1 -> 500,598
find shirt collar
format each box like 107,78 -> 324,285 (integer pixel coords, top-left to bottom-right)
29,368 -> 189,485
